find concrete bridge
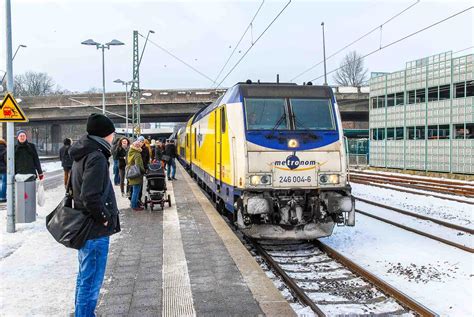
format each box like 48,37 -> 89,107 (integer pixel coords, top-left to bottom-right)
4,87 -> 369,155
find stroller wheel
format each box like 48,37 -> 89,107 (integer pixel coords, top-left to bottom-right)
150,203 -> 154,211
168,195 -> 172,207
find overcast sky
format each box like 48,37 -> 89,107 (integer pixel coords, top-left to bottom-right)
1,0 -> 473,92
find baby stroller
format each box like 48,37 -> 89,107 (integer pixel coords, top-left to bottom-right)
144,162 -> 171,211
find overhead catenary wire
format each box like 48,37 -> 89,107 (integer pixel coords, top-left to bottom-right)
215,0 -> 292,88
308,6 -> 474,83
212,0 -> 265,86
138,32 -> 216,84
290,0 -> 420,82
453,45 -> 474,55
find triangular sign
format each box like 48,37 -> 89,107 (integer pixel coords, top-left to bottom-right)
0,92 -> 28,122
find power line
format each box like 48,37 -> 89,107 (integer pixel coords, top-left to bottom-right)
453,45 -> 474,54
138,33 -> 215,84
213,0 -> 265,86
290,0 -> 420,82
309,6 -> 474,83
215,0 -> 292,88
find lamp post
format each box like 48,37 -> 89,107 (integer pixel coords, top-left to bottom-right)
114,79 -> 137,137
81,39 -> 125,114
1,44 -> 26,84
321,22 -> 328,86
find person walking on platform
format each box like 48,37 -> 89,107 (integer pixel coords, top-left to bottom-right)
127,138 -> 145,211
69,113 -> 121,316
59,138 -> 73,188
165,139 -> 177,181
111,137 -> 121,186
116,137 -> 130,196
15,130 -> 44,180
155,140 -> 164,167
0,138 -> 7,202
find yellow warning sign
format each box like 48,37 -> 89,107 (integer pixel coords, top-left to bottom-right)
0,93 -> 28,122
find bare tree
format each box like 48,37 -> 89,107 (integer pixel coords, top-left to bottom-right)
333,51 -> 368,87
86,87 -> 102,94
14,71 -> 55,96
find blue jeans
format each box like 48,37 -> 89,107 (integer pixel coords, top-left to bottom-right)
166,158 -> 176,179
131,184 -> 141,208
0,173 -> 6,201
113,160 -> 120,185
75,236 -> 110,317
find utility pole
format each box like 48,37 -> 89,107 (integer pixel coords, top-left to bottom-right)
321,22 -> 328,86
131,31 -> 140,138
5,0 -> 15,233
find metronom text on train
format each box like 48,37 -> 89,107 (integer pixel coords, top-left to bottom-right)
177,81 -> 355,239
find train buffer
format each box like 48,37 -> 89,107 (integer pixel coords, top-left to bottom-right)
97,164 -> 295,316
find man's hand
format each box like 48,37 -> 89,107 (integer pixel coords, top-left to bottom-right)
38,174 -> 44,181
104,221 -> 108,227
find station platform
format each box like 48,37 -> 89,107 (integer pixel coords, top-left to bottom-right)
96,164 -> 294,316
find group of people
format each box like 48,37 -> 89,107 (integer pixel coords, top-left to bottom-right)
110,135 -> 178,211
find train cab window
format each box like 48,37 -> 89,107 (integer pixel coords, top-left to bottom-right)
221,107 -> 226,132
290,98 -> 335,130
245,98 -> 288,130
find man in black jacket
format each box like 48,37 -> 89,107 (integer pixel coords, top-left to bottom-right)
59,138 -> 73,188
14,130 -> 43,180
164,139 -> 177,180
69,113 -> 120,316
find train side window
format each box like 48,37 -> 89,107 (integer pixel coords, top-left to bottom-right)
221,107 -> 226,133
194,128 -> 197,158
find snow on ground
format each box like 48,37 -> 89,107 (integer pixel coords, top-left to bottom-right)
321,214 -> 473,316
351,169 -> 474,185
0,174 -> 128,316
41,161 -> 63,173
352,183 -> 474,227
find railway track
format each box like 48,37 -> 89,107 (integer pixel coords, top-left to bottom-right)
349,171 -> 474,199
249,239 -> 437,316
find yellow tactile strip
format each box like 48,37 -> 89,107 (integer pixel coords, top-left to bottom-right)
178,164 -> 296,317
162,181 -> 196,317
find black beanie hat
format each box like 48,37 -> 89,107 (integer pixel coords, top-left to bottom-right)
87,113 -> 115,137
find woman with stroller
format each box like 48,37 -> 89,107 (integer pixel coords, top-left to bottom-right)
127,138 -> 145,211
116,137 -> 130,196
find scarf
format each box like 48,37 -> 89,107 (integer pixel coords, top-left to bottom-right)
88,135 -> 112,155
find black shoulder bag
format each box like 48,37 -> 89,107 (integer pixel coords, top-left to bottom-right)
46,166 -> 94,250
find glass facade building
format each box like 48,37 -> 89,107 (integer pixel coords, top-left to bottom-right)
369,51 -> 473,174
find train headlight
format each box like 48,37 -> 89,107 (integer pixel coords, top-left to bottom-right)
249,174 -> 272,186
288,139 -> 299,148
319,174 -> 340,185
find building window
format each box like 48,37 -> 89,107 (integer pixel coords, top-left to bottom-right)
387,127 -> 395,140
439,125 -> 450,139
467,123 -> 474,139
371,128 -> 377,140
428,86 -> 438,102
395,127 -> 404,140
415,126 -> 426,140
415,89 -> 425,103
439,84 -> 450,100
377,96 -> 385,108
371,97 -> 377,109
377,128 -> 385,140
407,126 -> 415,140
407,90 -> 415,104
428,125 -> 438,139
466,81 -> 473,97
386,94 -> 395,107
396,92 -> 404,106
454,82 -> 465,98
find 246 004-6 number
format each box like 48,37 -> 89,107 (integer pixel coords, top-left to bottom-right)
279,176 -> 312,183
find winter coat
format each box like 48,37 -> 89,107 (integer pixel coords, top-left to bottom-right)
164,143 -> 177,159
141,145 -> 150,171
14,141 -> 43,176
116,147 -> 128,169
69,135 -> 121,241
59,145 -> 73,170
127,145 -> 145,186
0,144 -> 6,174
155,145 -> 163,161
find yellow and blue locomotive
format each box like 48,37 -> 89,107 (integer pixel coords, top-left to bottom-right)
177,82 -> 355,239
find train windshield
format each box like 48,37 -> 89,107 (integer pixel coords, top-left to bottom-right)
290,98 -> 335,130
245,98 -> 289,130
